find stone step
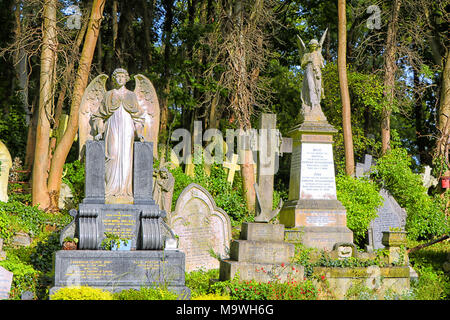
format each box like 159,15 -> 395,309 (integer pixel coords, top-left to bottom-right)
229,239 -> 294,264
219,260 -> 304,283
240,222 -> 285,241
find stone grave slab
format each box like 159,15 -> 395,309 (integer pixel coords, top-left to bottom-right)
0,266 -> 13,300
51,250 -> 188,296
168,183 -> 232,272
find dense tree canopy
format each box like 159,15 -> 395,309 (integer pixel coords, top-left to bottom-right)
0,0 -> 448,215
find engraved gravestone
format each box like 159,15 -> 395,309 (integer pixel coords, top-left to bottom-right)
168,183 -> 232,272
368,188 -> 407,250
0,266 -> 13,300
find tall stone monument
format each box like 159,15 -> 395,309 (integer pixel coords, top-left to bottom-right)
279,31 -> 353,250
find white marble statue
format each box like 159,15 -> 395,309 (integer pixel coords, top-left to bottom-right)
79,69 -> 160,159
297,29 -> 328,122
81,68 -> 158,203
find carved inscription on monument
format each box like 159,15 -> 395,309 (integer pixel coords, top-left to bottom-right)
99,209 -> 139,242
58,255 -> 183,286
300,143 -> 336,200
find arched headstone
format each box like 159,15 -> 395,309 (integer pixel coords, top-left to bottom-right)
168,183 -> 232,272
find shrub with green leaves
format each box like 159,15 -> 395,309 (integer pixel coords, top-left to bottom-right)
372,148 -> 449,240
336,174 -> 383,246
212,277 -> 318,300
62,160 -> 85,205
0,253 -> 40,300
185,268 -> 219,298
0,200 -> 67,241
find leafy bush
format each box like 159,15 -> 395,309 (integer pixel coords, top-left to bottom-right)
336,174 -> 383,246
185,268 -> 219,298
0,200 -> 68,241
50,286 -> 114,300
0,253 -> 40,300
192,293 -> 230,300
113,287 -> 178,300
212,277 -> 318,300
372,148 -> 449,240
30,232 -> 61,273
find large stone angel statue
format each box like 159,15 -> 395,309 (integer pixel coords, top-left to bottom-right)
78,69 -> 160,159
78,68 -> 160,203
296,28 -> 328,122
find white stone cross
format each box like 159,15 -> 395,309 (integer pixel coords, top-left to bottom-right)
223,153 -> 240,184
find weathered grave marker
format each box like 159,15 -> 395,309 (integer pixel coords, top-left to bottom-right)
368,189 -> 407,250
168,183 -> 232,272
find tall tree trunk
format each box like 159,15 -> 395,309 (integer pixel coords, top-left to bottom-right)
381,0 -> 401,154
32,0 -> 58,209
159,0 -> 174,140
46,0 -> 106,209
338,0 -> 354,175
142,0 -> 155,69
437,51 -> 450,160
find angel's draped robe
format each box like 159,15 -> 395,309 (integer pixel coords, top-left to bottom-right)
300,50 -> 324,109
93,89 -> 144,202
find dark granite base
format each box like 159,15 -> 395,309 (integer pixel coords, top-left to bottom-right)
50,250 -> 190,298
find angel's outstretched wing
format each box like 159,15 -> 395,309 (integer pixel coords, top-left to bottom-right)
319,28 -> 328,48
134,74 -> 160,158
78,74 -> 108,159
296,35 -> 306,56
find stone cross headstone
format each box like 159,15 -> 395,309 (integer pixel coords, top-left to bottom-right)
368,188 -> 407,250
355,154 -> 374,178
0,266 -> 13,300
168,183 -> 232,272
223,154 -> 240,184
0,140 -> 12,203
255,114 -> 277,220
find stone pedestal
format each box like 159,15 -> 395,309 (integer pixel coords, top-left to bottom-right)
50,250 -> 190,297
279,121 -> 353,250
219,222 -> 304,282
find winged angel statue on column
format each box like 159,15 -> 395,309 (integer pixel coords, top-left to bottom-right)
78,68 -> 160,203
296,28 -> 328,122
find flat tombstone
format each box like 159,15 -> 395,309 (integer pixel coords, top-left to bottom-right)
0,266 -> 13,300
168,183 -> 232,272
